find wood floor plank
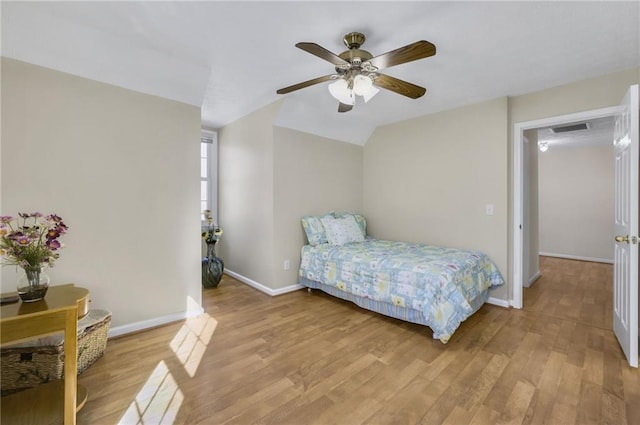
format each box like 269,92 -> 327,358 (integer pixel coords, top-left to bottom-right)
318,358 -> 430,424
483,331 -> 540,413
621,362 -> 640,425
546,400 -> 577,425
583,347 -> 605,385
416,351 -> 492,424
459,353 -> 510,413
601,390 -> 628,425
553,361 -> 583,412
469,405 -> 502,425
441,405 -> 474,425
522,350 -> 565,425
576,380 -> 603,425
62,258 -> 639,425
497,379 -> 536,425
368,375 -> 441,424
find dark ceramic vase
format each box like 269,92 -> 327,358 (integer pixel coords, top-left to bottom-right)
202,241 -> 224,288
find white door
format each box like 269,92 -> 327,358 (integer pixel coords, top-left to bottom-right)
613,84 -> 639,368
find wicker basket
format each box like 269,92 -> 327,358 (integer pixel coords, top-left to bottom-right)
1,309 -> 111,394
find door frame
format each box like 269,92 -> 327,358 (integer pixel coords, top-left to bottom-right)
512,106 -> 619,308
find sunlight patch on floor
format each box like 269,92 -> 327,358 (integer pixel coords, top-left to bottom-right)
117,312 -> 218,424
118,360 -> 184,425
170,313 -> 218,377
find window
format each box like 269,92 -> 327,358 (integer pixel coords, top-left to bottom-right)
201,130 -> 218,222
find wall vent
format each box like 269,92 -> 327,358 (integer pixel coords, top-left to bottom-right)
550,122 -> 590,134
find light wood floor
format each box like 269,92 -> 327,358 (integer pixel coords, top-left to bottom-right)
75,257 -> 640,424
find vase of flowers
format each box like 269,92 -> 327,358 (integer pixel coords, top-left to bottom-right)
0,212 -> 68,302
201,210 -> 224,288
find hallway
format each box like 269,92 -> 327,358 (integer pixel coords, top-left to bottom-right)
523,256 -> 613,330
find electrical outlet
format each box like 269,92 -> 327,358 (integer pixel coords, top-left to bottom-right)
485,204 -> 495,216
284,259 -> 290,270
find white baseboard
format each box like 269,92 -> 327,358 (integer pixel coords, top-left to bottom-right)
108,307 -> 204,339
224,269 -> 303,296
539,252 -> 613,264
487,297 -> 510,308
526,271 -> 541,287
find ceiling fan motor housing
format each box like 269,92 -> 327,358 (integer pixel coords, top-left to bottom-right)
338,49 -> 373,64
343,32 -> 366,49
334,33 -> 371,79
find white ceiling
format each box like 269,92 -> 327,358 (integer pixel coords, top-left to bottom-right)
2,1 -> 639,145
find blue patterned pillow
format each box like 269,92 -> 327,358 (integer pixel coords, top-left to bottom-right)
301,213 -> 334,246
333,212 -> 366,238
321,215 -> 365,245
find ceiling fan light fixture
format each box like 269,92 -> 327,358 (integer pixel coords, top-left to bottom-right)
362,85 -> 380,103
328,79 -> 355,105
353,74 -> 373,96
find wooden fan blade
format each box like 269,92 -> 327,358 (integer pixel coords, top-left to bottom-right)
374,74 -> 426,99
276,75 -> 334,95
296,42 -> 349,66
365,40 -> 436,70
338,103 -> 353,113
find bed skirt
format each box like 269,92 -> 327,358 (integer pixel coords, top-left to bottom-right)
299,276 -> 489,336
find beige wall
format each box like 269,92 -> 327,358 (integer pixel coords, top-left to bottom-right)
538,145 -> 614,261
364,97 -> 509,300
1,58 -> 202,330
217,102 -> 278,287
273,127 -> 363,289
509,69 -> 640,124
218,111 -> 364,291
523,129 -> 540,287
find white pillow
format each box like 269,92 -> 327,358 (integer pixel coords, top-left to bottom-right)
321,215 -> 365,245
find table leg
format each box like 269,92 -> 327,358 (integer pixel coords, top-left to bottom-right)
64,307 -> 78,425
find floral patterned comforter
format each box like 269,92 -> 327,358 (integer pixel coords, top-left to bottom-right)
299,239 -> 504,342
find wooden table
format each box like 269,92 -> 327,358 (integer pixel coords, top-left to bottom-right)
0,284 -> 90,425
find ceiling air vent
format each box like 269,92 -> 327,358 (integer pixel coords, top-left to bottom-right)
201,130 -> 216,144
550,123 -> 590,134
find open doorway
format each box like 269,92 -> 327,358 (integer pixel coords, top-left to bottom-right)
523,116 -> 615,289
520,116 -> 616,329
512,106 -> 618,309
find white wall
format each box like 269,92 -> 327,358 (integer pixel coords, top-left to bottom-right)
538,144 -> 614,262
1,58 -> 202,331
364,97 -> 509,300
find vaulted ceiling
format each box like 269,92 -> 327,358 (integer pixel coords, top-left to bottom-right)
2,1 -> 639,145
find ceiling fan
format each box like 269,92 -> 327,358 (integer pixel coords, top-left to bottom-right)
276,32 -> 436,113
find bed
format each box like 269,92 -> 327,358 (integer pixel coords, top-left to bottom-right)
299,212 -> 505,343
